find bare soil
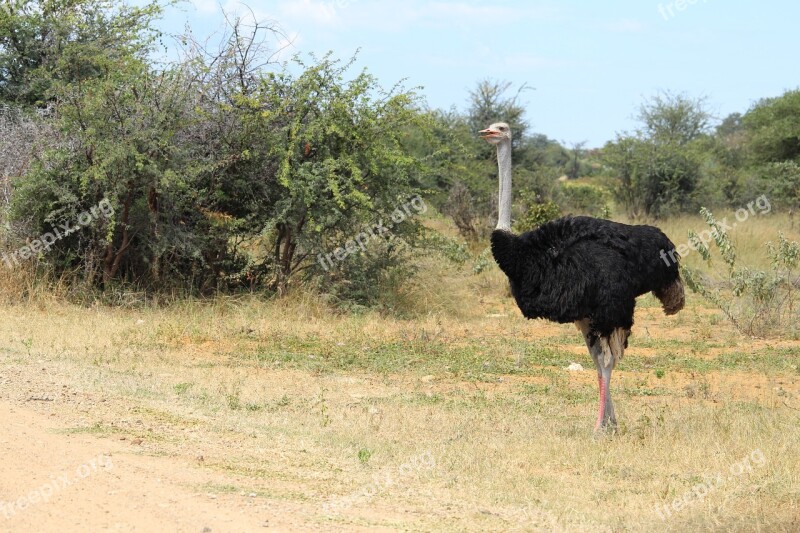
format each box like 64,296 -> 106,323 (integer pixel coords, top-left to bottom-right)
0,400 -> 312,532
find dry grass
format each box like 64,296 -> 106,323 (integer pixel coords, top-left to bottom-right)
636,212 -> 800,272
0,211 -> 799,530
1,284 -> 799,531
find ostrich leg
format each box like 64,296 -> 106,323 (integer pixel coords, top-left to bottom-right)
593,338 -> 616,430
575,322 -> 629,431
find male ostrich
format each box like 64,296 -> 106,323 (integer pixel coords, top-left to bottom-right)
480,122 -> 685,431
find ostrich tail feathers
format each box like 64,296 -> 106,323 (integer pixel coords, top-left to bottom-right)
653,278 -> 685,315
599,328 -> 629,367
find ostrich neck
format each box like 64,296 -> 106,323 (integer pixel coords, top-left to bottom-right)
496,140 -> 512,231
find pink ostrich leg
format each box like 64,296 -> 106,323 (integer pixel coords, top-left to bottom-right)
577,320 -> 624,432
595,373 -> 605,431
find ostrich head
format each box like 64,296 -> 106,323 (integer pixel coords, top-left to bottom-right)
480,122 -> 513,231
479,122 -> 512,145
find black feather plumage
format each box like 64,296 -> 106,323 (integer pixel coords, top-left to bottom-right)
491,215 -> 683,337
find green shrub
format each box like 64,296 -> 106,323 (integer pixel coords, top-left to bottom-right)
556,181 -> 610,216
514,192 -> 562,232
682,207 -> 800,337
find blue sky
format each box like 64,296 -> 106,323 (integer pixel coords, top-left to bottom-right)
159,1 -> 800,147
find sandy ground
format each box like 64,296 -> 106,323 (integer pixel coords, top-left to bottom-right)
0,400 -> 303,533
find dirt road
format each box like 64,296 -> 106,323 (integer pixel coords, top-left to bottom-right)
0,401 -> 299,533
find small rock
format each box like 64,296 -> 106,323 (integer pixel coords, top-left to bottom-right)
565,362 -> 584,372
420,375 -> 435,383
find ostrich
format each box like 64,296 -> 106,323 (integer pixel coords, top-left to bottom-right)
480,122 -> 685,431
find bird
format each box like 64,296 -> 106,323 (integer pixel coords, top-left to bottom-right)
479,122 -> 685,431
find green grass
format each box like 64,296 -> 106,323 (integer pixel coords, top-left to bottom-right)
232,332 -> 795,378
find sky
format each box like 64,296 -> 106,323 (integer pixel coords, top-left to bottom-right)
157,0 -> 800,148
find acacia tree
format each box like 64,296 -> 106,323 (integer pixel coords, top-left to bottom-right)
637,91 -> 711,146
6,0 -> 185,288
604,93 -> 708,218
11,55 -> 208,286
237,56 -> 427,292
566,140 -> 587,179
0,0 -> 163,106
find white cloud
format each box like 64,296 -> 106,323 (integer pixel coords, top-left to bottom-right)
419,2 -> 543,24
605,18 -> 646,33
278,0 -> 341,27
502,54 -> 567,69
272,0 -> 561,31
183,1 -> 566,71
190,0 -> 219,15
424,52 -> 567,71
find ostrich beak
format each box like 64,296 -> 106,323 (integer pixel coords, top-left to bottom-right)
479,127 -> 500,139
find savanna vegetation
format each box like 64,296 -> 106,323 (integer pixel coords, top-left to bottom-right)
2,0 -> 799,332
1,1 -> 799,531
